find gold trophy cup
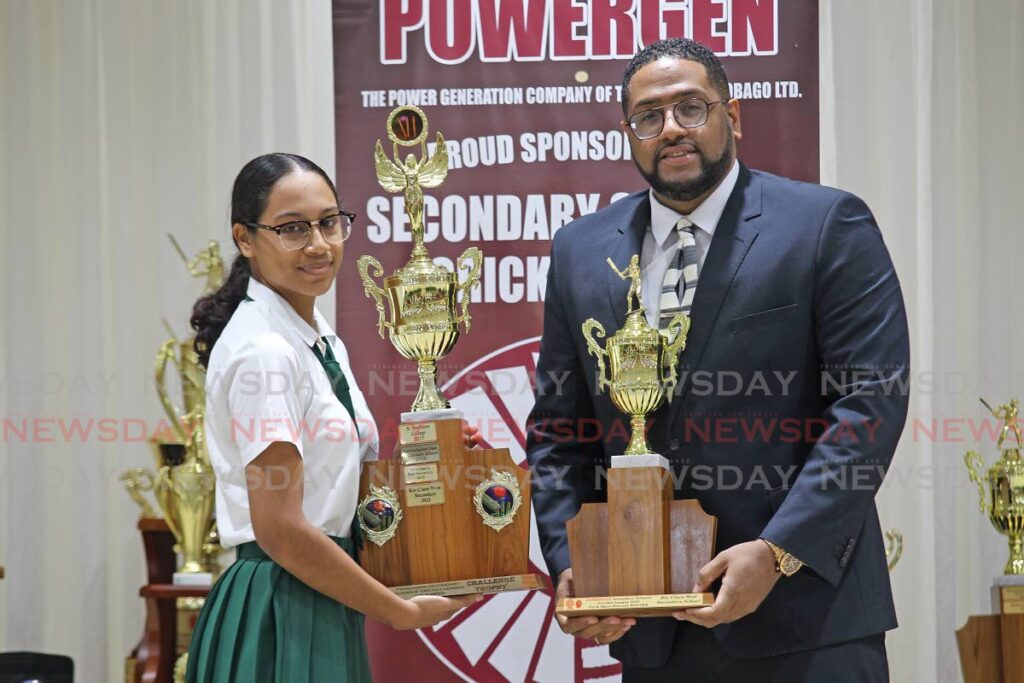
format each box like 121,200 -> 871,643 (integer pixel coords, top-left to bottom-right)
357,105 -> 482,413
965,398 -> 1024,576
558,255 -> 717,618
155,453 -> 216,578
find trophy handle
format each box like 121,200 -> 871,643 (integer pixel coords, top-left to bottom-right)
455,247 -> 483,333
155,465 -> 183,544
155,339 -> 189,443
357,255 -> 392,339
119,467 -> 158,519
582,319 -> 611,392
884,529 -> 903,572
964,450 -> 989,514
661,313 -> 691,402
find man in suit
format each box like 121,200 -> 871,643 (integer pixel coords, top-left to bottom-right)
526,38 -> 909,681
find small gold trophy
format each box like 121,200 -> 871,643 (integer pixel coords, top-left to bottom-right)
120,238 -> 222,585
557,256 -> 716,618
358,105 -> 482,413
966,398 -> 1024,576
965,397 -> 1024,619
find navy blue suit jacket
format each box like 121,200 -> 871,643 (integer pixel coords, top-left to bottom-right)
526,164 -> 910,666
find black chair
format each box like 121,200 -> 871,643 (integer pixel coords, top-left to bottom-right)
0,652 -> 73,683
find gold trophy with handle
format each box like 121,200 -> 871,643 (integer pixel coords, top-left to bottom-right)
582,255 -> 689,455
354,107 -> 541,600
965,397 -> 1024,620
357,105 -> 482,414
557,255 -> 716,618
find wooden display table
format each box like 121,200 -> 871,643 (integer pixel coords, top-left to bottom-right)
136,584 -> 210,683
127,518 -> 211,683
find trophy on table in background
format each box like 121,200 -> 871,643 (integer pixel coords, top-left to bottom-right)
119,236 -> 222,587
556,255 -> 716,618
885,529 -> 903,572
965,397 -> 1024,615
356,105 -> 542,598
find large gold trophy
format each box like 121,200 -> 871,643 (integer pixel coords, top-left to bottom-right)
964,397 -> 1024,622
358,105 -> 482,414
557,256 -> 716,617
354,106 -> 542,599
120,237 -> 220,585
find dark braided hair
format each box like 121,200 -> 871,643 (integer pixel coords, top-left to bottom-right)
191,153 -> 338,367
621,38 -> 732,116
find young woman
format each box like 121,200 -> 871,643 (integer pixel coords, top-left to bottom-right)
185,153 -> 476,682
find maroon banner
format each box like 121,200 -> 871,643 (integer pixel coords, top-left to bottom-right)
333,2 -> 818,680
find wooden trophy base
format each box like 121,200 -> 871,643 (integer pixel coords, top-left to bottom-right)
558,458 -> 717,618
359,417 -> 541,597
557,592 -> 713,618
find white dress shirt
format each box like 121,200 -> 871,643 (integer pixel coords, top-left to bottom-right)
640,160 -> 740,326
204,277 -> 379,547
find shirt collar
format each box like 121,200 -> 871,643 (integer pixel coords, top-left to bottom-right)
245,277 -> 337,352
649,159 -> 740,246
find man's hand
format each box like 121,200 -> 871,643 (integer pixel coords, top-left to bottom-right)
555,569 -> 636,645
672,540 -> 780,628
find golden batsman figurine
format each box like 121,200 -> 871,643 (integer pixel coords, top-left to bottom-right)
559,255 -> 717,618
358,105 -> 482,413
582,255 -> 689,456
965,397 -> 1024,576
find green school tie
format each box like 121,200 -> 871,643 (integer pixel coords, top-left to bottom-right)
310,338 -> 356,422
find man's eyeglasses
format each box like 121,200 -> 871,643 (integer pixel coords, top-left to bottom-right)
245,211 -> 356,251
627,98 -> 729,140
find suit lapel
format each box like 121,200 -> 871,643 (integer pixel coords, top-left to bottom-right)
605,193 -> 650,329
667,165 -> 763,420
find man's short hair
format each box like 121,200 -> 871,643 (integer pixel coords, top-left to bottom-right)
621,38 -> 732,116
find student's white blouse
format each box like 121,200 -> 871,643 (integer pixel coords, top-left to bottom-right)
204,277 -> 379,548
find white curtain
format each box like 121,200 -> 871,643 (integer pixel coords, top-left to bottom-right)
1,1 -> 1022,681
0,1 -> 337,679
823,1 -> 1024,681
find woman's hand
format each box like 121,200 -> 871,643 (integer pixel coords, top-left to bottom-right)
462,420 -> 483,448
390,594 -> 482,630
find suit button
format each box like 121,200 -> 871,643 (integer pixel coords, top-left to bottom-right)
669,438 -> 680,451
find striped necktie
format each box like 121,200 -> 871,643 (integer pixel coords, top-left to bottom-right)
310,337 -> 357,421
658,217 -> 699,331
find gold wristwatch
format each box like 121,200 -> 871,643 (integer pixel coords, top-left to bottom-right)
762,539 -> 803,577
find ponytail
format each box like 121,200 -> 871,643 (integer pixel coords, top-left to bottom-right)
191,254 -> 251,368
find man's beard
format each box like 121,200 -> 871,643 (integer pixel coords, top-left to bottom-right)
636,136 -> 735,203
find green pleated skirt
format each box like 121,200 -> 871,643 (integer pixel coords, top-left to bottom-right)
185,536 -> 371,683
